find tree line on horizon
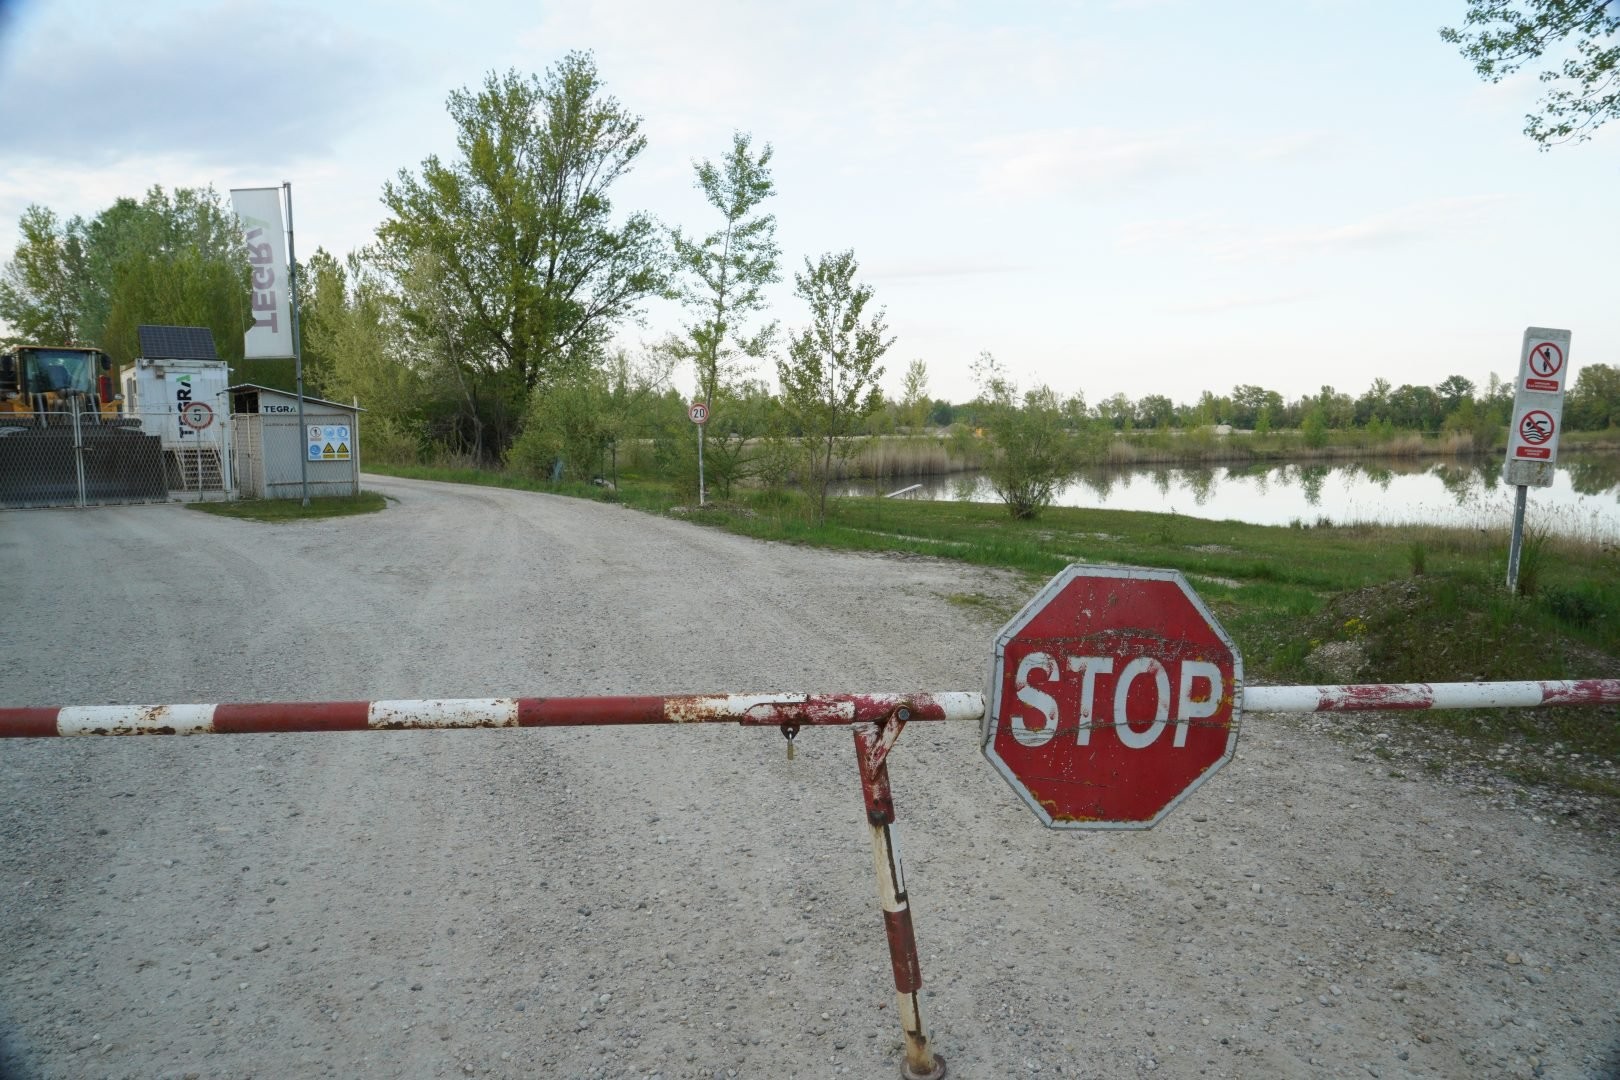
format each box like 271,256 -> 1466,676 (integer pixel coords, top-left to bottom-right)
3,50 -> 1619,519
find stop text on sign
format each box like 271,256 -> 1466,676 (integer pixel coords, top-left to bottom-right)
1010,653 -> 1223,749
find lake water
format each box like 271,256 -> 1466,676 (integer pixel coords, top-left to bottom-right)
837,456 -> 1620,541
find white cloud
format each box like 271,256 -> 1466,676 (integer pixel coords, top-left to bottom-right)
0,2 -> 394,165
969,127 -> 1207,197
1166,290 -> 1311,315
1119,195 -> 1512,262
864,257 -> 1030,281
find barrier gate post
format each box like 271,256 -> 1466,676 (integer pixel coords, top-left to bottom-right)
853,707 -> 945,1080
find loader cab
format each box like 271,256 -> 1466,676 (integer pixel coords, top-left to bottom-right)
0,345 -> 113,404
28,347 -> 103,396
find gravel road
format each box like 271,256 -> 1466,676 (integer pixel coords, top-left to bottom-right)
2,476 -> 1617,1080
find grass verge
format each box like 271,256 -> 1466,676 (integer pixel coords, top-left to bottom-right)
185,492 -> 388,522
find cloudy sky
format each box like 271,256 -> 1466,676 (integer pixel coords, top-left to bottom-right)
0,0 -> 1613,406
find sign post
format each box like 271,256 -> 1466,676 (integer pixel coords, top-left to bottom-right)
689,400 -> 710,507
982,565 -> 1241,828
1504,328 -> 1573,592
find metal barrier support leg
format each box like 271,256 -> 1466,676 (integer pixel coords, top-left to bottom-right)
853,711 -> 946,1080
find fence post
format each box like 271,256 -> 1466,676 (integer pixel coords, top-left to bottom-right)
70,397 -> 86,507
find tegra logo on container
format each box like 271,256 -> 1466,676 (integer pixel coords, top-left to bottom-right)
175,375 -> 194,440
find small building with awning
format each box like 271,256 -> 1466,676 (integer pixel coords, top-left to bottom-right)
227,384 -> 363,499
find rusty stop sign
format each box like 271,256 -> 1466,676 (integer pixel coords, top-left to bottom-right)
982,565 -> 1242,829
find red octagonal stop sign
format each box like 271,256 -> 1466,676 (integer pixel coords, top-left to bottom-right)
983,564 -> 1243,829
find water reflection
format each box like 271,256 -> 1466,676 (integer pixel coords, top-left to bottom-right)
836,456 -> 1620,540
1185,467 -> 1215,505
1298,464 -> 1329,506
1431,462 -> 1477,505
1565,456 -> 1620,496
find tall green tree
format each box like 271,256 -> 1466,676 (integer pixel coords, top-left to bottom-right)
510,345 -> 671,485
899,358 -> 931,430
396,251 -> 501,460
302,252 -> 420,422
294,248 -> 350,396
0,205 -> 86,343
1230,384 -> 1284,430
0,188 -> 248,362
1436,374 -> 1477,411
1355,377 -> 1393,425
778,250 -> 893,525
972,352 -> 1075,520
89,187 -> 249,364
1441,0 -> 1620,147
376,52 -> 666,448
670,131 -> 780,411
1136,393 -> 1175,429
1097,392 -> 1135,431
1567,363 -> 1620,429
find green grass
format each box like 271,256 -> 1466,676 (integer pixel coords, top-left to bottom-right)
185,492 -> 388,522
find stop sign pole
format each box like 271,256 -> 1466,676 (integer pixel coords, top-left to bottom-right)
982,565 -> 1242,829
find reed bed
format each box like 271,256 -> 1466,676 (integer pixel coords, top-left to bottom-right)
834,435 -> 988,480
823,429 -> 1488,479
1091,429 -> 1480,467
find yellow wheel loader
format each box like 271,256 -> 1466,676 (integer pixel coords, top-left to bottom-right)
0,344 -> 165,506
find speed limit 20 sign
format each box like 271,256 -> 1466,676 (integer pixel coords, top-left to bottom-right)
983,565 -> 1242,829
688,401 -> 709,425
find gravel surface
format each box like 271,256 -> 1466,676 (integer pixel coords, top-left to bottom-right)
2,475 -> 1617,1080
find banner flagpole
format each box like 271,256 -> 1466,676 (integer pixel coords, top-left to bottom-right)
283,181 -> 310,507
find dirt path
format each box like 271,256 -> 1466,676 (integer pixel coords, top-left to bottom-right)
1,477 -> 1615,1079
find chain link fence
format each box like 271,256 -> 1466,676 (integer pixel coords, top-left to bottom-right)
0,404 -> 231,509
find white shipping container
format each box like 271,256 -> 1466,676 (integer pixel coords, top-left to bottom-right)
120,358 -> 231,452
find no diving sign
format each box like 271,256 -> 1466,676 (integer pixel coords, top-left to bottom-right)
1504,327 -> 1572,487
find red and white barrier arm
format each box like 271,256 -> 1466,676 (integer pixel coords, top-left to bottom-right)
4,680 -> 1617,739
0,692 -> 987,739
1244,679 -> 1620,714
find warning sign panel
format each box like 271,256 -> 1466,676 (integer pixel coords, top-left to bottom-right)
307,424 -> 353,462
1515,410 -> 1556,458
1525,341 -> 1564,391
1504,327 -> 1571,487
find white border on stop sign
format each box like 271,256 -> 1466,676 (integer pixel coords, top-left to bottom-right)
982,563 -> 1246,830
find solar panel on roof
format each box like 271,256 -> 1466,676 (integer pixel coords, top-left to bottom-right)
137,325 -> 219,361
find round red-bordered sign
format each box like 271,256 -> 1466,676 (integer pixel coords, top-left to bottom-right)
1528,342 -> 1564,379
688,401 -> 710,425
1519,410 -> 1554,445
181,402 -> 214,430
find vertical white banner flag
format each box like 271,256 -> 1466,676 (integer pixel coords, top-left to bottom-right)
229,187 -> 292,359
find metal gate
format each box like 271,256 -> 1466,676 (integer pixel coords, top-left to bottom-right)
0,404 -> 231,509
